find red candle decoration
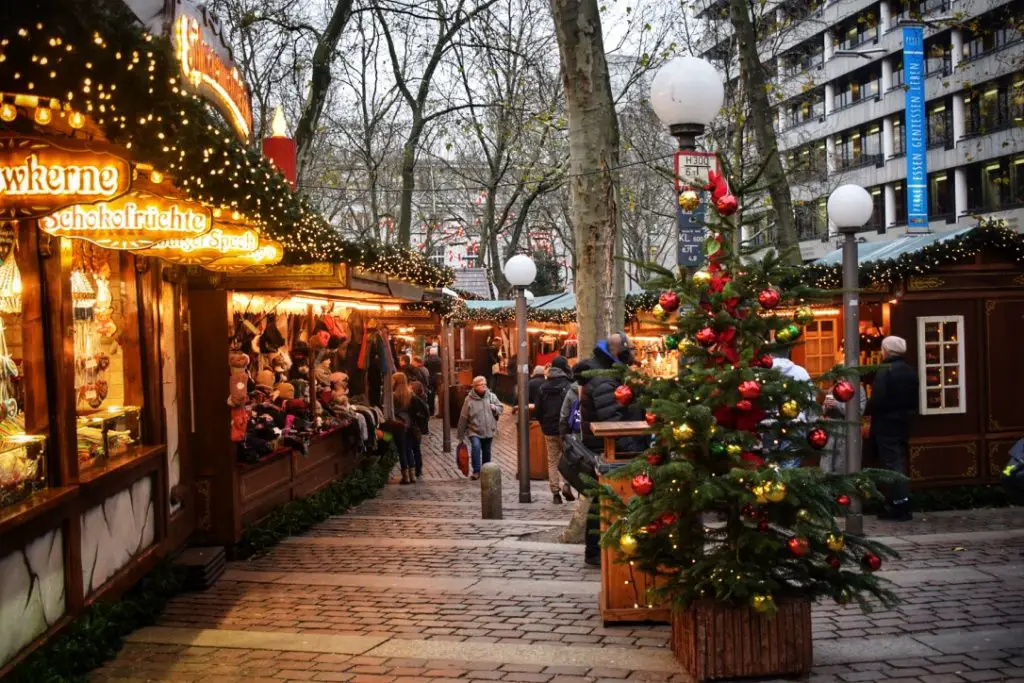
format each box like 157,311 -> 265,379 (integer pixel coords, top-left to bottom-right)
262,106 -> 297,189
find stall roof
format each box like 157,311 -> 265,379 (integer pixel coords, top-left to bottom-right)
464,292 -> 573,312
813,227 -> 974,267
452,269 -> 495,299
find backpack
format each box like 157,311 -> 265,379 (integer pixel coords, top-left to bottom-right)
567,399 -> 582,434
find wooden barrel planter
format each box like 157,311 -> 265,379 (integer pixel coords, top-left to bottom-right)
670,598 -> 813,682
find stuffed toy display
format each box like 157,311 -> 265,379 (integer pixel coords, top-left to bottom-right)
228,352 -> 250,408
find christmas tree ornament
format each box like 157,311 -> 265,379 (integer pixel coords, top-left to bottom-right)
710,442 -> 726,457
678,190 -> 700,211
808,428 -> 829,449
757,354 -> 774,369
735,399 -> 754,412
738,380 -> 761,399
645,411 -> 658,427
787,536 -> 810,557
619,533 -> 639,557
696,327 -> 717,346
826,533 -> 845,552
659,290 -> 680,313
766,481 -> 787,503
645,451 -> 663,466
780,400 -> 800,419
758,287 -> 781,310
715,194 -> 739,216
652,304 -> 668,322
741,451 -> 765,467
631,473 -> 654,496
663,334 -> 680,351
835,588 -> 852,605
833,380 -> 856,403
862,552 -> 882,572
796,508 -> 812,522
660,511 -> 678,526
750,594 -> 774,613
836,494 -> 851,507
741,504 -> 760,520
752,484 -> 769,504
646,521 -> 661,535
673,422 -> 696,442
775,325 -> 799,343
827,555 -> 841,569
693,270 -> 711,286
794,307 -> 815,325
614,384 -> 634,407
726,444 -> 743,456
759,519 -> 770,531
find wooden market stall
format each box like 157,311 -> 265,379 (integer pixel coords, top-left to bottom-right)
804,220 -> 1024,487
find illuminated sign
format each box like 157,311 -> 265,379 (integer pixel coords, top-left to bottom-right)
0,135 -> 132,220
39,192 -> 212,249
204,239 -> 284,271
139,224 -> 260,264
174,13 -> 253,140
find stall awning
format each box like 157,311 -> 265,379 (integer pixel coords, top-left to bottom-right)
813,227 -> 974,267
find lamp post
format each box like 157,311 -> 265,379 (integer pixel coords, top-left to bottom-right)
504,254 -> 538,504
650,57 -> 725,272
827,184 -> 874,536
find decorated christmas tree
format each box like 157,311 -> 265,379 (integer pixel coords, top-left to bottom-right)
601,169 -> 901,617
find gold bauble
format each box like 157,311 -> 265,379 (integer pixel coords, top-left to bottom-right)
752,484 -> 769,504
751,594 -> 774,613
726,444 -> 743,456
796,508 -> 812,522
826,533 -> 845,552
779,400 -> 800,420
652,304 -> 668,321
678,190 -> 701,211
619,533 -> 639,557
673,423 -> 696,442
692,270 -> 712,286
766,481 -> 787,503
794,307 -> 815,325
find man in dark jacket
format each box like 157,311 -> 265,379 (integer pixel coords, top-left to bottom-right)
865,335 -> 919,521
424,348 -> 442,415
534,357 -> 574,504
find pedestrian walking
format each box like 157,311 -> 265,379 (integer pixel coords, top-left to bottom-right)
392,373 -> 418,485
528,365 -> 547,406
424,347 -> 442,415
457,376 -> 504,480
767,347 -> 813,469
865,335 -> 918,521
533,356 -> 574,504
408,380 -> 431,479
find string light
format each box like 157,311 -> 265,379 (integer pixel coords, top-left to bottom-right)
33,105 -> 51,124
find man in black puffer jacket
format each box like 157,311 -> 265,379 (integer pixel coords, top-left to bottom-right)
533,356 -> 574,504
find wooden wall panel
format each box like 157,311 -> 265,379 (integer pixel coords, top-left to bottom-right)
908,439 -> 983,485
984,298 -> 1024,433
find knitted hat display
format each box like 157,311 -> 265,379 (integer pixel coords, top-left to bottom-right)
275,382 -> 295,400
258,314 -> 286,353
228,371 -> 249,407
255,369 -> 275,390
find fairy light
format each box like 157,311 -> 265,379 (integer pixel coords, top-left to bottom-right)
34,106 -> 52,124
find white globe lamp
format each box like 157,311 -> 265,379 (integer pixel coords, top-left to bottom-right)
650,56 -> 725,149
504,254 -> 537,288
827,184 -> 874,233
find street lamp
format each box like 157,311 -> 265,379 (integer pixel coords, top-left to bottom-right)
650,56 -> 726,151
504,254 -> 537,504
827,184 -> 874,536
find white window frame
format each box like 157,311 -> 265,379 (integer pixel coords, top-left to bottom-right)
916,315 -> 966,415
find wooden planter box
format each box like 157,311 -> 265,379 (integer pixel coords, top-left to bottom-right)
671,598 -> 812,682
516,420 -> 548,481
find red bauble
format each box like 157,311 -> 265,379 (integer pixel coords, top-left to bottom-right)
696,327 -> 717,346
741,504 -> 760,520
659,290 -> 680,313
862,552 -> 882,572
660,512 -> 678,526
646,522 -> 661,535
715,194 -> 739,216
758,287 -> 781,310
827,555 -> 841,569
759,519 -> 770,531
614,384 -> 634,407
808,428 -> 829,449
758,354 -> 774,369
738,380 -> 761,400
833,380 -> 856,403
836,494 -> 851,507
741,451 -> 765,467
645,452 -> 663,466
787,536 -> 810,557
645,411 -> 658,427
735,399 -> 754,412
631,473 -> 654,496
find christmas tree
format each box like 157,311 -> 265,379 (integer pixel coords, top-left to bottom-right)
601,170 -> 901,615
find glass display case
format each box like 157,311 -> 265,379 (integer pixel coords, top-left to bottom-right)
0,433 -> 47,508
77,406 -> 142,467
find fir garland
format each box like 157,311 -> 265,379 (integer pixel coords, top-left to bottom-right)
0,0 -> 454,289
457,292 -> 660,326
800,218 -> 1024,289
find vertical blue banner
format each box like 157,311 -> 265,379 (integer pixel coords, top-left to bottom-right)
903,25 -> 929,232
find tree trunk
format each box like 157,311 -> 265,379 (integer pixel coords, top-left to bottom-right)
295,0 -> 354,181
728,0 -> 800,265
550,0 -> 621,353
397,121 -> 422,245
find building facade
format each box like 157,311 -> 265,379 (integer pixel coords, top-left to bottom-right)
700,0 -> 1023,260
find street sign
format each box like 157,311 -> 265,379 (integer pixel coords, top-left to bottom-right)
903,25 -> 930,233
674,151 -> 721,268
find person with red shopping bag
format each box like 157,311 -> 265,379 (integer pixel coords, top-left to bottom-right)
457,376 -> 504,480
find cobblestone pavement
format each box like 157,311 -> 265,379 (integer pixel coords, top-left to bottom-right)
94,413 -> 1024,683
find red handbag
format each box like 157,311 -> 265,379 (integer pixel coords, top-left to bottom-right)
456,442 -> 470,477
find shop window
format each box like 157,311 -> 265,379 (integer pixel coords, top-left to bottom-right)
928,172 -> 952,220
0,225 -> 48,510
892,181 -> 907,225
891,117 -> 906,156
918,315 -> 965,415
72,244 -> 142,473
802,319 -> 838,378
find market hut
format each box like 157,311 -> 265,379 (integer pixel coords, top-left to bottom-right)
803,218 -> 1024,487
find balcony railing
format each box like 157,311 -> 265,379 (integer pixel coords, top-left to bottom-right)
926,132 -> 952,150
836,153 -> 884,171
789,166 -> 829,184
796,221 -> 828,241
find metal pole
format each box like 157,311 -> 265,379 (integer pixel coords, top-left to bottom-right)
441,319 -> 452,454
516,287 -> 532,503
842,230 -> 864,536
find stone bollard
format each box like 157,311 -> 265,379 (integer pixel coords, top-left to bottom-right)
480,462 -> 503,519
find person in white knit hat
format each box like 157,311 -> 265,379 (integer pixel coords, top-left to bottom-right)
865,335 -> 919,521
